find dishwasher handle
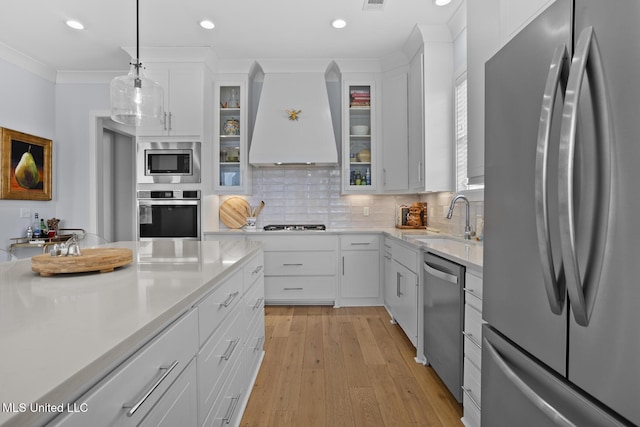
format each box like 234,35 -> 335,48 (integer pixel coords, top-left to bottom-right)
424,262 -> 459,285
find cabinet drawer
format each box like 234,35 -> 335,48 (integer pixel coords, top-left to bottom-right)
264,251 -> 336,276
198,270 -> 243,346
265,276 -> 335,302
462,391 -> 481,427
341,234 -> 380,250
463,356 -> 482,406
243,277 -> 265,331
464,290 -> 483,313
243,252 -> 264,292
463,332 -> 482,368
251,235 -> 337,251
245,311 -> 266,381
197,310 -> 244,425
51,310 -> 198,427
139,357 -> 198,427
392,242 -> 418,273
464,271 -> 483,301
201,355 -> 245,427
464,304 -> 484,349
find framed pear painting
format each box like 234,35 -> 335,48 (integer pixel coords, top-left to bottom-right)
0,128 -> 52,200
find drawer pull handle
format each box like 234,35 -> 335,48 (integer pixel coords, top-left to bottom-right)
252,265 -> 263,275
220,291 -> 240,308
253,297 -> 264,310
283,263 -> 303,267
254,335 -> 265,351
463,288 -> 483,299
384,254 -> 392,260
220,338 -> 240,360
123,359 -> 179,417
222,392 -> 242,424
461,387 -> 481,411
284,287 -> 303,291
462,331 -> 482,349
350,242 -> 371,246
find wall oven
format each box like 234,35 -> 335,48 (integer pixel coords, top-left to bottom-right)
137,190 -> 201,240
137,141 -> 201,184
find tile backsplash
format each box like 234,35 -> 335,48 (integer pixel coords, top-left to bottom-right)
218,166 -> 484,236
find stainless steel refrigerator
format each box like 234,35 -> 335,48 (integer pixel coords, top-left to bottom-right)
483,0 -> 640,425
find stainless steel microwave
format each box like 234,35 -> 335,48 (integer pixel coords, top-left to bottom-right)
137,141 -> 201,184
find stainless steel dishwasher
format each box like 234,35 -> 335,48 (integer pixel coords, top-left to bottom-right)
423,252 -> 465,403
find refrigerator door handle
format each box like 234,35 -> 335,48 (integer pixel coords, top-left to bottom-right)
484,337 -> 575,427
558,27 -> 613,326
535,44 -> 568,315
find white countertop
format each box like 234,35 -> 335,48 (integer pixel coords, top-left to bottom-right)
0,239 -> 262,427
204,227 -> 484,271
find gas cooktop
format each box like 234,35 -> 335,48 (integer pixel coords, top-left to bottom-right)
263,224 -> 326,231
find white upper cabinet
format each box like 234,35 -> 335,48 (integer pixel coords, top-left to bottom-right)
342,75 -> 380,194
213,77 -> 251,194
138,63 -> 204,137
467,0 -> 557,185
381,67 -> 409,192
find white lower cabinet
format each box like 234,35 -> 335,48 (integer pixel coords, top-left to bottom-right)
49,250 -> 265,427
251,235 -> 338,305
339,234 -> 382,306
384,237 -> 419,347
50,310 -> 199,427
461,269 -> 484,427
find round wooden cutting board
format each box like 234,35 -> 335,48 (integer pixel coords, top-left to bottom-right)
31,248 -> 133,276
220,197 -> 250,229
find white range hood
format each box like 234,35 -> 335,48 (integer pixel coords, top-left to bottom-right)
249,73 -> 338,166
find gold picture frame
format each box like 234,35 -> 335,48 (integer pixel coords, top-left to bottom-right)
0,127 -> 52,200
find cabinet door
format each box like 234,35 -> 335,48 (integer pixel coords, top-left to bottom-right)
167,65 -> 203,136
383,242 -> 396,308
381,70 -> 409,192
214,80 -> 250,194
342,251 -> 380,298
140,68 -> 170,135
343,79 -> 377,193
395,260 -> 418,346
408,52 -> 425,191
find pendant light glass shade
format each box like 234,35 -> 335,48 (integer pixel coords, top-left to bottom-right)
110,0 -> 164,126
110,61 -> 164,126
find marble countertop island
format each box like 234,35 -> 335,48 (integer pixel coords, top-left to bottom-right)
0,239 -> 262,427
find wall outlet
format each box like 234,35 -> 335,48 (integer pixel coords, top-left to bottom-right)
363,206 -> 370,216
20,208 -> 31,219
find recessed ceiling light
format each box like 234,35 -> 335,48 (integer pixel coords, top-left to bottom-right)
200,20 -> 215,30
434,0 -> 452,5
66,20 -> 84,30
331,19 -> 347,29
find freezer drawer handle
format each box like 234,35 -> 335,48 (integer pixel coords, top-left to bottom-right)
534,44 -> 568,316
424,262 -> 458,284
558,26 -> 612,327
484,338 -> 574,426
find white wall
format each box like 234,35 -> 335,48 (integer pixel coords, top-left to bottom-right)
54,83 -> 110,233
0,58 -> 55,249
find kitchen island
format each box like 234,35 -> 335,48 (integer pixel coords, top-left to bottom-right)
0,239 -> 263,427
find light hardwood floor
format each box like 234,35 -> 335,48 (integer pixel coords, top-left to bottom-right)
241,305 -> 463,427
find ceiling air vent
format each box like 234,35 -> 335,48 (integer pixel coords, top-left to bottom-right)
363,0 -> 385,11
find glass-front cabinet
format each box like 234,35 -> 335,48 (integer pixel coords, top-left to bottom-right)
214,79 -> 250,194
342,79 -> 378,193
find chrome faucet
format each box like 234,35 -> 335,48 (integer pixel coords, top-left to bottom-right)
447,194 -> 473,240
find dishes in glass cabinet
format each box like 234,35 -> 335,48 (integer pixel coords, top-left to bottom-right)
223,118 -> 240,135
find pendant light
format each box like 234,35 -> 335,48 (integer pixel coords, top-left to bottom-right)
110,0 -> 164,126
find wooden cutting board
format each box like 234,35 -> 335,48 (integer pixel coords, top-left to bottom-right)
31,248 -> 133,276
220,197 -> 251,229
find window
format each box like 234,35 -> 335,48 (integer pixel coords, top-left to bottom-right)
455,74 -> 468,192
